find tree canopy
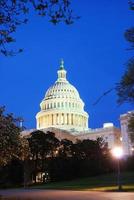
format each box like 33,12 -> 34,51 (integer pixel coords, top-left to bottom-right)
116,1 -> 134,105
0,0 -> 77,56
116,0 -> 134,143
116,58 -> 134,104
0,106 -> 29,166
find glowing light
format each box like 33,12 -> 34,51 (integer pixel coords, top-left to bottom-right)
131,147 -> 134,151
112,146 -> 123,159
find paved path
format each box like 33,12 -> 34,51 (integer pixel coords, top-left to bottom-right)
0,189 -> 134,200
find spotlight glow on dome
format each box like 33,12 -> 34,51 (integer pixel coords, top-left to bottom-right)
36,60 -> 89,131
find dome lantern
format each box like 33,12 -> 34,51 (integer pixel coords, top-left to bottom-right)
60,58 -> 64,70
57,59 -> 67,82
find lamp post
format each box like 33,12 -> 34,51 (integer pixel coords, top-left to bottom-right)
111,146 -> 123,191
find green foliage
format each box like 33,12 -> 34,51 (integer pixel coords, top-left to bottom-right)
129,1 -> 134,11
116,1 -> 134,105
116,58 -> 134,104
28,130 -> 60,160
116,2 -> 134,137
0,106 -> 29,166
23,130 -> 111,183
0,126 -> 112,186
27,130 -> 60,182
125,27 -> 134,47
0,0 -> 78,56
58,139 -> 73,157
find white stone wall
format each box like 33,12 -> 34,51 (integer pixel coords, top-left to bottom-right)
120,111 -> 134,156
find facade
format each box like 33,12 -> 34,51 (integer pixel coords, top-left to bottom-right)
120,111 -> 134,156
20,60 -> 133,185
33,60 -> 120,149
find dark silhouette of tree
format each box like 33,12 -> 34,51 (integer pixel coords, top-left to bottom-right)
28,130 -> 60,159
58,139 -> 73,157
28,130 -> 60,182
93,2 -> 134,107
116,1 -> 134,104
0,0 -> 78,56
116,1 -> 134,138
116,58 -> 134,105
0,106 -> 29,166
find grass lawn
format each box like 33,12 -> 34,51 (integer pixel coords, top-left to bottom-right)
31,171 -> 134,191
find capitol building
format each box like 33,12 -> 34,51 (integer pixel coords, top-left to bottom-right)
36,59 -> 88,132
22,60 -> 134,156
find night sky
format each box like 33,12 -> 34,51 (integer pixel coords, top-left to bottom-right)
0,0 -> 133,129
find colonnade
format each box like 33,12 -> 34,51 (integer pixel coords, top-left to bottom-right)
41,101 -> 82,111
38,113 -> 87,129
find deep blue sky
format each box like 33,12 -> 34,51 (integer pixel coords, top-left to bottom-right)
0,0 -> 133,129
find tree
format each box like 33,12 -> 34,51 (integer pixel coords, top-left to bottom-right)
0,106 -> 29,166
116,1 -> 134,139
58,139 -> 73,157
116,58 -> 134,104
28,130 -> 60,182
28,130 -> 60,160
116,1 -> 134,104
0,0 -> 77,56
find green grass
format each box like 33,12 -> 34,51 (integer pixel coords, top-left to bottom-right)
31,171 -> 134,191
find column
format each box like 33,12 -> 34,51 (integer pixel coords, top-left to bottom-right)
69,113 -> 72,125
77,115 -> 79,127
80,116 -> 82,127
76,114 -> 78,126
50,115 -> 52,125
63,114 -> 65,125
52,114 -> 53,125
59,113 -> 62,125
45,115 -> 47,127
71,114 -> 73,125
73,114 -> 75,125
64,113 -> 67,124
67,113 -> 69,125
53,114 -> 56,125
47,115 -> 50,125
46,115 -> 48,126
56,114 -> 58,125
61,113 -> 64,125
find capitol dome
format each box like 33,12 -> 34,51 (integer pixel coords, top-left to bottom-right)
36,60 -> 89,132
